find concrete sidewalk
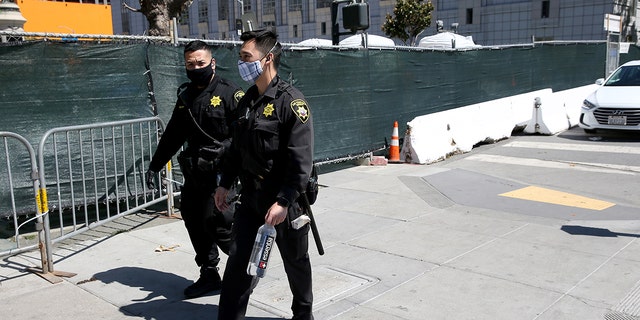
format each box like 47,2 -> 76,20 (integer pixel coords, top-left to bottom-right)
1,162 -> 639,320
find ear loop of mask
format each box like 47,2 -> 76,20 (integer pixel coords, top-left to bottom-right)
262,42 -> 278,62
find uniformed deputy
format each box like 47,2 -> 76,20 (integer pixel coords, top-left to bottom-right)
214,29 -> 315,320
145,40 -> 244,299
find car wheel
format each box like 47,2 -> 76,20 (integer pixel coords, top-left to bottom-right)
583,128 -> 597,134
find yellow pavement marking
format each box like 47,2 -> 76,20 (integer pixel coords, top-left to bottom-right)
499,186 -> 615,211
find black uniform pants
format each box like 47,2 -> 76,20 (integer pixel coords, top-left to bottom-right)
180,173 -> 233,269
217,189 -> 313,320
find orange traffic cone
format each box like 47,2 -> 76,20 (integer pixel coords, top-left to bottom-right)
389,121 -> 400,163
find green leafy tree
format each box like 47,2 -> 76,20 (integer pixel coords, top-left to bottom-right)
382,0 -> 434,46
123,0 -> 192,36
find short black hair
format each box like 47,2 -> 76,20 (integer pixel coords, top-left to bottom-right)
240,29 -> 282,68
184,40 -> 212,55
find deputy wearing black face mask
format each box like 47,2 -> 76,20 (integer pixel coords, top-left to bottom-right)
186,58 -> 215,87
146,40 -> 244,299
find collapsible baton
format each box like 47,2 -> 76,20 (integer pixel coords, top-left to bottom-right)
299,193 -> 325,256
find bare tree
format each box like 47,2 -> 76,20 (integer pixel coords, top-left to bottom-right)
123,0 -> 192,36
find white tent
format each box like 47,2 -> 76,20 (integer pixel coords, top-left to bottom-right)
293,38 -> 333,49
418,32 -> 481,50
339,34 -> 395,48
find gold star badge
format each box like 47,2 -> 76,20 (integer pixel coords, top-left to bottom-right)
290,99 -> 310,123
263,103 -> 275,117
210,96 -> 222,107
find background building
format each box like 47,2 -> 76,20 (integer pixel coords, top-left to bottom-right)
111,0 -> 395,42
108,0 -> 637,46
433,0 -> 639,46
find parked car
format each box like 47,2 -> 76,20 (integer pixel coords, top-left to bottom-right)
579,60 -> 640,133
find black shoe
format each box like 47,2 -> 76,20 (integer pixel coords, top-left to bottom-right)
183,267 -> 222,299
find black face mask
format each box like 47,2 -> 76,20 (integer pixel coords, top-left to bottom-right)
186,63 -> 214,87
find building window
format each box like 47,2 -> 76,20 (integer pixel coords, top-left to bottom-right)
541,0 -> 550,19
243,1 -> 251,13
317,0 -> 332,8
264,21 -> 276,28
218,0 -> 228,21
466,8 -> 473,24
321,22 -> 326,35
198,1 -> 208,23
120,6 -> 130,34
180,8 -> 190,25
263,0 -> 275,14
289,0 -> 302,12
293,24 -> 298,37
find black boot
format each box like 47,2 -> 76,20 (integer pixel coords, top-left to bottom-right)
184,266 -> 222,299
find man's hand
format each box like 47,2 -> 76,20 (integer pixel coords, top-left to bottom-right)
214,187 -> 230,212
265,201 -> 288,226
199,145 -> 224,160
145,170 -> 156,190
199,139 -> 229,161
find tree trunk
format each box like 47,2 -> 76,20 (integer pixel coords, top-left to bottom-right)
138,0 -> 190,36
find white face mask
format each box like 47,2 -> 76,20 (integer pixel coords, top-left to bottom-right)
237,59 -> 263,84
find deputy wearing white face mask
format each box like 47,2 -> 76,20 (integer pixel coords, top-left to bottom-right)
214,29 -> 315,320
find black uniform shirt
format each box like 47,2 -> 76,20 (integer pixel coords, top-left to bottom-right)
220,76 -> 314,205
149,75 -> 244,172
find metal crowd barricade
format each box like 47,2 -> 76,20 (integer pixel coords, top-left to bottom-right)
0,132 -> 48,268
33,117 -> 176,281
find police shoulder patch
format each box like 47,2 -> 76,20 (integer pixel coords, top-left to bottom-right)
234,90 -> 245,103
290,99 -> 310,123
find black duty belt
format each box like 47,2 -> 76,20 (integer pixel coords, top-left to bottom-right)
241,176 -> 264,191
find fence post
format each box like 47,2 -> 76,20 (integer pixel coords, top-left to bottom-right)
165,161 -> 175,216
34,134 -> 77,284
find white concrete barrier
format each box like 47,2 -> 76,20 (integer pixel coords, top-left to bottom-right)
523,85 -> 599,134
523,90 -> 567,134
556,84 -> 599,127
401,85 -> 598,164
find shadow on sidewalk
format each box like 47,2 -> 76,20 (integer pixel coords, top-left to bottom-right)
92,266 -> 281,320
561,225 -> 640,238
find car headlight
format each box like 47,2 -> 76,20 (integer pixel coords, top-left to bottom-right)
582,99 -> 597,110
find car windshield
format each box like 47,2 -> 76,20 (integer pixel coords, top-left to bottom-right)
604,65 -> 640,86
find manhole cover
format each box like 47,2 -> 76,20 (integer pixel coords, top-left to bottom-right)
605,280 -> 640,320
250,265 -> 378,317
604,311 -> 639,320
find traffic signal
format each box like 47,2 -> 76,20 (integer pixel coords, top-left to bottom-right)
342,2 -> 369,32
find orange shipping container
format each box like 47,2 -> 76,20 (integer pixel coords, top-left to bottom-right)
18,0 -> 112,35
